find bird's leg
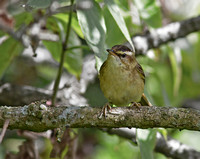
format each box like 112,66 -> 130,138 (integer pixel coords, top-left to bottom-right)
130,102 -> 141,109
98,103 -> 112,119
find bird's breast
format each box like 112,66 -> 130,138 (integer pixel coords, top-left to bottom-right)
99,60 -> 144,106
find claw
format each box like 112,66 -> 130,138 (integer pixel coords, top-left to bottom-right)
130,102 -> 141,109
98,103 -> 112,119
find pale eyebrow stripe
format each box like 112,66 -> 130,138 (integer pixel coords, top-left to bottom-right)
125,51 -> 133,56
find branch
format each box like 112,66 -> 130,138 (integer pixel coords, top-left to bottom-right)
125,15 -> 200,55
0,24 -> 27,46
156,135 -> 200,159
51,0 -> 74,105
103,128 -> 200,159
0,83 -> 52,105
1,103 -> 200,132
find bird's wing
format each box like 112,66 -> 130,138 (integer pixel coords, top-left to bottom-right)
136,62 -> 145,83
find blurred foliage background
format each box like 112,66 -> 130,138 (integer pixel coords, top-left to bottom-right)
0,0 -> 200,158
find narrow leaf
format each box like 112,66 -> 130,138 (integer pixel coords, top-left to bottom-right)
64,30 -> 82,78
27,0 -> 52,9
0,38 -> 23,78
137,129 -> 156,159
76,0 -> 107,71
105,0 -> 134,50
168,46 -> 182,96
54,13 -> 84,39
43,30 -> 82,78
103,7 -> 126,48
43,41 -> 62,61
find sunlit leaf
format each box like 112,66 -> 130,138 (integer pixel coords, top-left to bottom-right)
115,1 -> 142,36
64,30 -> 82,78
134,0 -> 162,28
76,0 -> 107,71
71,16 -> 84,39
57,19 -> 66,43
137,129 -> 156,159
157,128 -> 167,140
54,13 -> 84,39
43,30 -> 82,78
103,7 -> 126,48
105,0 -> 134,50
0,38 -> 23,78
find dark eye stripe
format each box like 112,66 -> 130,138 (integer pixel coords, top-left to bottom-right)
121,53 -> 126,58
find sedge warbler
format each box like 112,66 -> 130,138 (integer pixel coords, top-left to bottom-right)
99,45 -> 151,116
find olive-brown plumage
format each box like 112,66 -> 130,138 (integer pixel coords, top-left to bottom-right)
99,45 -> 150,107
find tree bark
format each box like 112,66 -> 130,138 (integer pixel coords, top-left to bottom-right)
1,102 -> 200,132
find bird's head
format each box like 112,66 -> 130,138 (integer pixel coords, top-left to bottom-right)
106,45 -> 136,69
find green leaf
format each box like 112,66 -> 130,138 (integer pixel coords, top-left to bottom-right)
157,128 -> 167,140
168,46 -> 182,96
103,7 -> 126,48
105,0 -> 134,50
54,13 -> 84,39
43,41 -> 62,60
27,0 -> 52,9
134,0 -> 162,28
0,38 -> 23,78
43,30 -> 82,78
64,30 -> 82,78
76,0 -> 107,71
136,129 -> 156,159
14,12 -> 33,29
46,16 -> 68,42
26,0 -> 67,9
71,16 -> 84,39
114,1 -> 142,36
57,19 -> 66,43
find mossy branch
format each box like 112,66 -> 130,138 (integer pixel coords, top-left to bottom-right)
0,102 -> 200,132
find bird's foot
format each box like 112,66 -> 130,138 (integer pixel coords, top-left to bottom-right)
130,102 -> 141,109
98,103 -> 112,119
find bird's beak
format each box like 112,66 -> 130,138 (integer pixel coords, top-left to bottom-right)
106,49 -> 117,57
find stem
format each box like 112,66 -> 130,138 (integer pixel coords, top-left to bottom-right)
51,0 -> 74,106
0,119 -> 10,143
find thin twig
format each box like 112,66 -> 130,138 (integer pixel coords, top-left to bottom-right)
0,24 -> 27,47
0,119 -> 10,143
51,0 -> 74,106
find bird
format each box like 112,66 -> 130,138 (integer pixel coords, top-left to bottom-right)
99,45 -> 151,117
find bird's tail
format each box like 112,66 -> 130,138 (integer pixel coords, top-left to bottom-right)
140,93 -> 152,106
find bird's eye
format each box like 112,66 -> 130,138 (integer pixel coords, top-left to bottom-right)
121,53 -> 126,58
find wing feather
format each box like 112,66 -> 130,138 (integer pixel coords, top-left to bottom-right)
136,62 -> 145,83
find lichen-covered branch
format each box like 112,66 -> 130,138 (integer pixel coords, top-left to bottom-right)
0,102 -> 200,132
125,15 -> 200,55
